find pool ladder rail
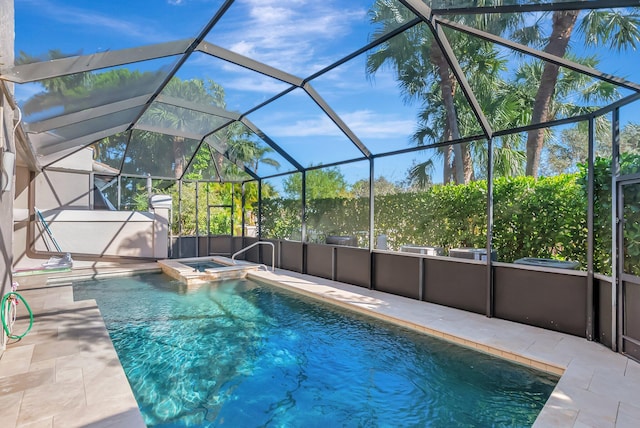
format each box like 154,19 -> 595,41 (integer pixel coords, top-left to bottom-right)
231,241 -> 275,272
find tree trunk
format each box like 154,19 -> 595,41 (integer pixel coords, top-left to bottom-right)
462,142 -> 474,182
173,137 -> 185,178
431,41 -> 465,184
525,10 -> 579,178
443,133 -> 452,184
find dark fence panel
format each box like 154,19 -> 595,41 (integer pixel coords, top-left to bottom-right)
624,340 -> 640,362
306,244 -> 333,280
243,237 -> 260,263
208,235 -> 232,256
232,236 -> 245,260
596,275 -> 613,348
178,236 -> 197,258
281,240 -> 304,273
198,236 -> 208,257
336,246 -> 370,288
424,258 -> 486,314
373,252 -> 420,299
260,239 -> 280,268
176,236 -> 610,344
171,236 -> 241,259
494,264 -> 586,337
169,237 -> 179,258
623,279 -> 640,361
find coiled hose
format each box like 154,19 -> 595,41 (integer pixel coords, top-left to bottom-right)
1,292 -> 33,339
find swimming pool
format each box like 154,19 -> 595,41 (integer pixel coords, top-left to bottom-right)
73,273 -> 558,427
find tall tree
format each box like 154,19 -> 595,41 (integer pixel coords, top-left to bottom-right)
16,49 -> 86,114
226,130 -> 280,175
352,177 -> 401,197
367,1 -> 527,185
620,123 -> 640,154
525,10 -> 580,177
142,77 -> 226,178
283,167 -> 349,200
513,53 -> 620,176
524,8 -> 640,177
542,121 -> 640,176
368,4 -> 469,183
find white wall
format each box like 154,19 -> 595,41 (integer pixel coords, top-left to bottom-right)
12,165 -> 30,268
33,210 -> 159,257
12,151 -> 170,269
34,169 -> 92,210
0,0 -> 15,353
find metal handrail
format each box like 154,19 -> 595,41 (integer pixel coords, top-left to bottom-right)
231,241 -> 275,272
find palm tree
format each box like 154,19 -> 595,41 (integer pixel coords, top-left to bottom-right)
204,120 -> 281,180
17,50 -> 86,94
368,1 -> 526,185
368,3 -> 638,183
514,54 -> 620,177
367,6 -> 467,184
524,8 -> 640,177
17,52 -> 168,118
227,133 -> 280,175
142,78 -> 227,178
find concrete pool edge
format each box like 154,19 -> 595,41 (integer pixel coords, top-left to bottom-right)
158,256 -> 261,286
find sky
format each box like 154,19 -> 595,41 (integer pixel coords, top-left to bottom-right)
11,0 -> 640,187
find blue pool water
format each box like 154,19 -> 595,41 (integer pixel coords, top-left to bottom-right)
73,273 -> 558,427
182,261 -> 227,272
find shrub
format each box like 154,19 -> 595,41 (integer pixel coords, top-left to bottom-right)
260,158 -> 640,275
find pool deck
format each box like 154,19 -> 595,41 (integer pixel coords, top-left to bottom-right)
0,262 -> 156,428
1,262 -> 639,427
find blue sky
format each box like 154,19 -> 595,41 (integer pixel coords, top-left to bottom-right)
12,0 -> 640,186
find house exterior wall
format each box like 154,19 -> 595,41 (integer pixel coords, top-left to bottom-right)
12,165 -> 30,269
12,149 -> 170,269
0,0 -> 15,352
34,169 -> 92,210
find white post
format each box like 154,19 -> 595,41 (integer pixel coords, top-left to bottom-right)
151,194 -> 172,259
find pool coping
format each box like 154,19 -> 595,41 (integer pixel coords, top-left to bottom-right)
158,256 -> 260,286
2,263 -> 639,427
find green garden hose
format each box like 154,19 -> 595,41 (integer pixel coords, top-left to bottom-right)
1,292 -> 33,339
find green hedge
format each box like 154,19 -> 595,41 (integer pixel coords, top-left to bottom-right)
261,157 -> 640,274
493,174 -> 587,264
578,153 -> 640,276
373,175 -> 588,264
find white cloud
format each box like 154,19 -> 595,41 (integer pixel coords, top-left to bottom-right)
218,0 -> 368,76
228,40 -> 256,58
273,114 -> 343,137
341,110 -> 415,139
311,62 -> 400,97
185,53 -> 291,94
224,76 -> 290,94
268,109 -> 414,140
